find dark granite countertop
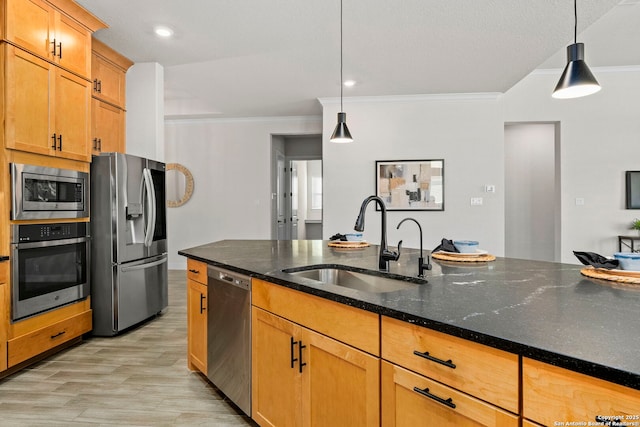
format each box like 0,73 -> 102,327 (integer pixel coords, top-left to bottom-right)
178,239 -> 640,390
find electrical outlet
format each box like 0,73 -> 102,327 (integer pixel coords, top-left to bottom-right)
575,197 -> 585,206
471,197 -> 483,206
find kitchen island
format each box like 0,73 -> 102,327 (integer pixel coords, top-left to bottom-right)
179,239 -> 640,425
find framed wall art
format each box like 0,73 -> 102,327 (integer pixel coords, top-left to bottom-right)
376,159 -> 444,211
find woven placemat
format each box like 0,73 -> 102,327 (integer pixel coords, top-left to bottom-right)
432,252 -> 496,262
580,267 -> 640,284
328,241 -> 370,249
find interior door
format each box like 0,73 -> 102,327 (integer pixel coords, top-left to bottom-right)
276,150 -> 287,240
289,161 -> 299,240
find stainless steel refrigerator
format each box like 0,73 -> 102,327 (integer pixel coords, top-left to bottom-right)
90,153 -> 168,336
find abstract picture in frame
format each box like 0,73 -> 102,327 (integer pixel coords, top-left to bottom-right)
376,159 -> 444,211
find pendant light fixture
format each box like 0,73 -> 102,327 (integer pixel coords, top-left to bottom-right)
330,0 -> 353,143
552,0 -> 601,99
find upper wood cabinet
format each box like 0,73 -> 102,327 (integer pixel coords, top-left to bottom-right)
91,98 -> 124,155
4,44 -> 90,161
91,38 -> 132,109
2,0 -> 105,79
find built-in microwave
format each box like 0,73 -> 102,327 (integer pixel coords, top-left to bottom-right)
11,163 -> 89,220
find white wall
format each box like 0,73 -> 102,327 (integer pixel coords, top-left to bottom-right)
320,95 -> 506,255
161,68 -> 640,268
503,67 -> 640,262
165,117 -> 322,269
127,63 -> 165,161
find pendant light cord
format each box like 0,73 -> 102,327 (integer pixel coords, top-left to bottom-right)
573,0 -> 577,44
340,0 -> 344,112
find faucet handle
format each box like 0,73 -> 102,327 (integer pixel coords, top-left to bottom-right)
382,241 -> 402,261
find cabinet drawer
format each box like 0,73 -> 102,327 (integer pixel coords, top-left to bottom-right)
187,259 -> 207,284
8,309 -> 92,367
523,357 -> 640,426
252,279 -> 379,356
382,361 -> 519,426
382,316 -> 519,413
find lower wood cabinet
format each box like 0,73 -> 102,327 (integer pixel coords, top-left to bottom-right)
381,361 -> 519,427
186,259 -> 208,373
187,278 -> 207,373
523,357 -> 640,426
7,300 -> 92,367
252,306 -> 380,427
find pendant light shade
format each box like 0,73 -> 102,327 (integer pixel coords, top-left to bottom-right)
330,0 -> 353,143
330,112 -> 353,143
552,0 -> 600,99
552,43 -> 600,99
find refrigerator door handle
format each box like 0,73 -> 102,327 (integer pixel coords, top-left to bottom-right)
121,256 -> 167,273
142,168 -> 155,247
147,168 -> 157,243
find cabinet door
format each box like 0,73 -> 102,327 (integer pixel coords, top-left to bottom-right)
4,45 -> 53,155
252,307 -> 302,427
0,262 -> 8,372
381,361 -> 519,427
92,98 -> 124,154
92,52 -> 127,108
301,327 -> 380,427
53,67 -> 90,161
53,11 -> 91,78
187,279 -> 207,373
4,0 -> 54,59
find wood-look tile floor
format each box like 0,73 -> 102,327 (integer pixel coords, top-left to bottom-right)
0,270 -> 257,427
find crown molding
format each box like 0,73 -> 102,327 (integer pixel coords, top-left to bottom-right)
165,115 -> 322,124
318,92 -> 502,106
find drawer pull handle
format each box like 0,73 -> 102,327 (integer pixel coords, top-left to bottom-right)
290,337 -> 298,369
199,293 -> 206,314
189,269 -> 199,274
51,331 -> 66,339
413,350 -> 456,369
298,340 -> 307,373
413,386 -> 456,409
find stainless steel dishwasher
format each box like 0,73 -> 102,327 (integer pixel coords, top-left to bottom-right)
207,265 -> 251,416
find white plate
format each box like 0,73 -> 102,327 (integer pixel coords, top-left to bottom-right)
436,249 -> 488,256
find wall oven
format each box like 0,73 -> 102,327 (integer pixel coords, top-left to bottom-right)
11,163 -> 89,220
11,222 -> 90,322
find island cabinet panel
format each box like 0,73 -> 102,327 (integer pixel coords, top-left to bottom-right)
252,278 -> 379,356
381,361 -> 519,427
3,0 -> 97,79
186,259 -> 208,373
381,316 -> 519,414
252,306 -> 380,427
187,259 -> 207,284
523,357 -> 640,426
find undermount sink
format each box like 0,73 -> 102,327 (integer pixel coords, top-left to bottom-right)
281,265 -> 426,294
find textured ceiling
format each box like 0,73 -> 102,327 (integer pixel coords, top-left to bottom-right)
76,0 -> 634,119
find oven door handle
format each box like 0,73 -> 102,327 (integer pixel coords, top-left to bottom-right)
13,236 -> 89,249
121,256 -> 167,273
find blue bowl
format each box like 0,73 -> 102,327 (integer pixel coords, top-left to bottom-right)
345,233 -> 363,242
453,240 -> 479,253
613,252 -> 640,270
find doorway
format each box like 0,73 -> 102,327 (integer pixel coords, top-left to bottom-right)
271,135 -> 322,240
504,123 -> 561,262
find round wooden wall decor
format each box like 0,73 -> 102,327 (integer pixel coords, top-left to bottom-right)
166,163 -> 194,207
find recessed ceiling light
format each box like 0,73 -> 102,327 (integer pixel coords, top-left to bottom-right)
343,80 -> 356,87
154,26 -> 174,38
